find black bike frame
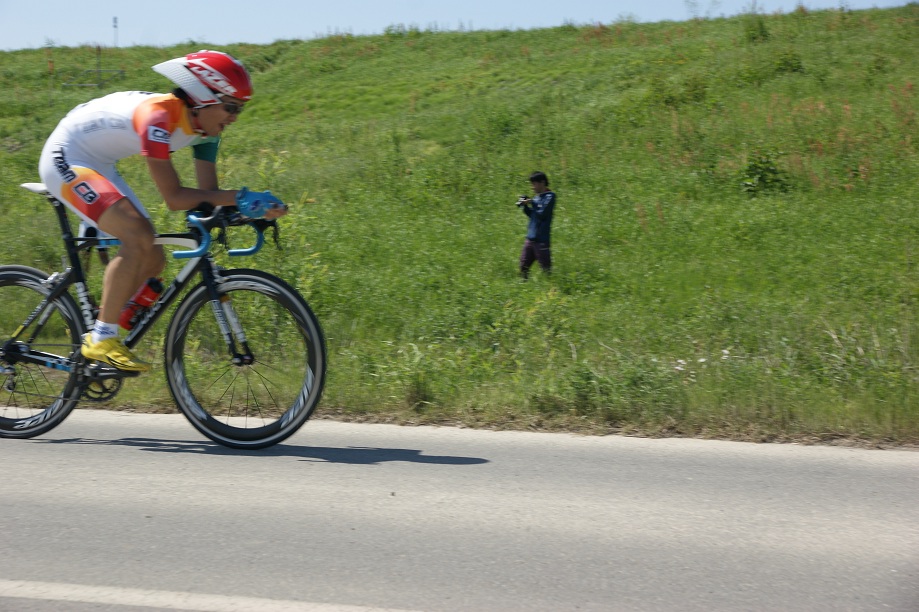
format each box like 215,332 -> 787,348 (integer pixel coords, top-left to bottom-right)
12,191 -> 262,374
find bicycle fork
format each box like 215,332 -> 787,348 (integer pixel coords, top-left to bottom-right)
204,264 -> 254,366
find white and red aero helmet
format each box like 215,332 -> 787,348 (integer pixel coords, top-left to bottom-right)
152,50 -> 253,106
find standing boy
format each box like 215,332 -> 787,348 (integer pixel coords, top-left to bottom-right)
517,171 -> 556,279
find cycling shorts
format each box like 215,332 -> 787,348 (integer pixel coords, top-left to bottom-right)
38,143 -> 149,227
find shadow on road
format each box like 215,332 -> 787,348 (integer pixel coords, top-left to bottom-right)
34,437 -> 490,465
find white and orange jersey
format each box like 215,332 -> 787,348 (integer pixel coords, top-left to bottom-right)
38,91 -> 219,226
47,91 -> 219,165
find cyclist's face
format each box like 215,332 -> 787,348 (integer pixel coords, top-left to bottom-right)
196,97 -> 245,137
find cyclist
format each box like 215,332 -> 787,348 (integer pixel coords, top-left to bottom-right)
38,50 -> 287,372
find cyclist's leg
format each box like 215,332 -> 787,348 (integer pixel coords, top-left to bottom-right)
79,201 -> 164,371
40,150 -> 163,370
96,200 -> 164,325
40,155 -> 164,321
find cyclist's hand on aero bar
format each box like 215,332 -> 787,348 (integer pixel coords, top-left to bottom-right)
235,187 -> 288,219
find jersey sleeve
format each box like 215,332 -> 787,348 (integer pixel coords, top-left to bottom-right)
192,138 -> 220,163
135,107 -> 174,160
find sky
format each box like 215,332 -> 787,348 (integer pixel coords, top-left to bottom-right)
0,0 -> 910,51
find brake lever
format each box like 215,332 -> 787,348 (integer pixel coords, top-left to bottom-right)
198,204 -> 284,250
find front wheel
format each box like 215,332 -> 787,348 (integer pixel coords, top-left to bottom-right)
164,269 -> 326,449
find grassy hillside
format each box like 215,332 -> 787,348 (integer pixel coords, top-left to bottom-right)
1,5 -> 918,444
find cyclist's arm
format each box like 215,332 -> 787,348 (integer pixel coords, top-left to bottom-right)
146,157 -> 238,211
192,159 -> 287,219
194,158 -> 219,191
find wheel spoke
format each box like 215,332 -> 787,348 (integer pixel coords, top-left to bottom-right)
0,268 -> 84,438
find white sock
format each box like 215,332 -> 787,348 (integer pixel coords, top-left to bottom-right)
90,321 -> 120,344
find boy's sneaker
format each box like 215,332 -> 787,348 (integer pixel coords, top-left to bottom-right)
81,334 -> 152,372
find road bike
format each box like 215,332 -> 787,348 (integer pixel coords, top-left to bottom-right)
0,183 -> 326,450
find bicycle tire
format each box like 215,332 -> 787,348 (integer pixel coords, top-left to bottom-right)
0,265 -> 86,438
164,268 -> 326,449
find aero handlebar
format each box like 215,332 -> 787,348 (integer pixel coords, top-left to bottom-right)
172,208 -> 268,259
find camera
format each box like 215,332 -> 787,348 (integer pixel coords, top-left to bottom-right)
516,195 -> 529,207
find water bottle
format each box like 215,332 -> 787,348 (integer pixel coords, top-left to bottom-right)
118,277 -> 164,330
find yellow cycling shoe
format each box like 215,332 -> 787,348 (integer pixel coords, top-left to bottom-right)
81,334 -> 152,372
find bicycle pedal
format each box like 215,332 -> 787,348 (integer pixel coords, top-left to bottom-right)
84,363 -> 141,379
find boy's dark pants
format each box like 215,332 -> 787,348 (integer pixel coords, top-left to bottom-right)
519,239 -> 551,278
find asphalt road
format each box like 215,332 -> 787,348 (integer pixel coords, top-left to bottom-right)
1,409 -> 917,611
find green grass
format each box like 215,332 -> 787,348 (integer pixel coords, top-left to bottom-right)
1,4 -> 918,444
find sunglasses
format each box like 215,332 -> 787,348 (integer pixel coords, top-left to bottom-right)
221,101 -> 245,115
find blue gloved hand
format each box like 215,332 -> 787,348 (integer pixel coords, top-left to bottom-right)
235,187 -> 285,218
